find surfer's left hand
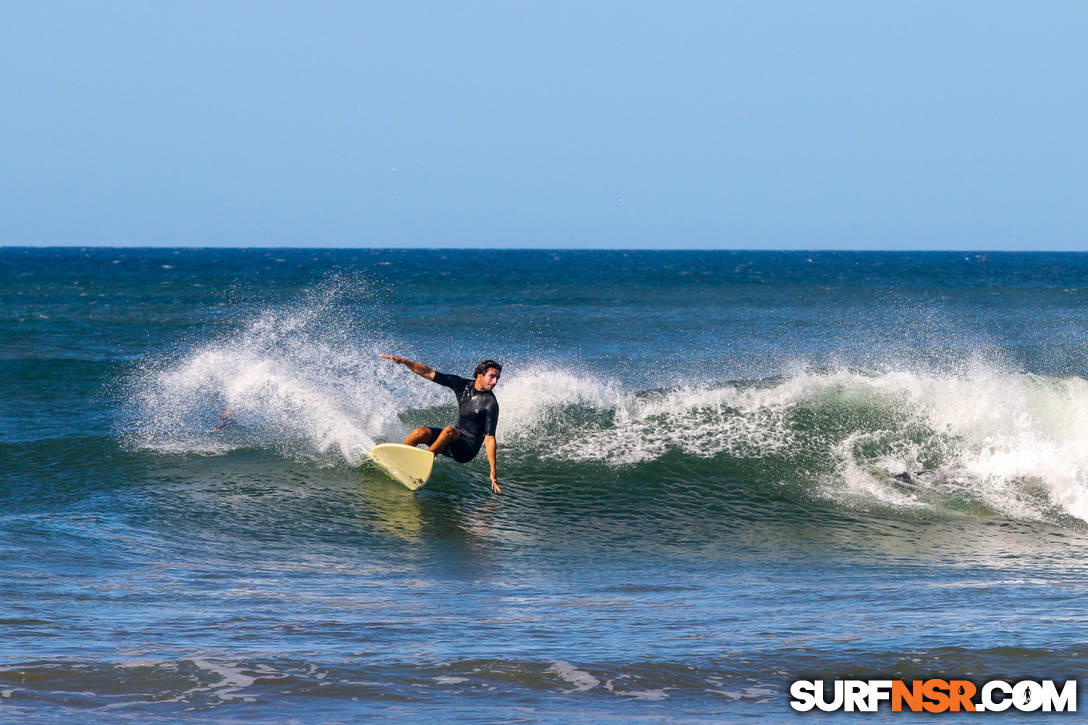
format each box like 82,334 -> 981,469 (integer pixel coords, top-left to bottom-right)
490,475 -> 501,494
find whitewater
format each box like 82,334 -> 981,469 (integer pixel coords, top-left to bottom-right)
126,289 -> 1088,526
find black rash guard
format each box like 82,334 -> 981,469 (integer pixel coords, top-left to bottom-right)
428,371 -> 499,462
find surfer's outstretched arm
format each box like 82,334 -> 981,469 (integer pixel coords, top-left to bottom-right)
380,354 -> 436,381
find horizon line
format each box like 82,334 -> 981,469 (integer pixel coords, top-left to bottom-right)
2,244 -> 1086,254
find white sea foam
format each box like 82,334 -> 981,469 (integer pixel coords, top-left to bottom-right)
820,367 -> 1088,521
547,660 -> 600,691
188,658 -> 256,701
498,365 -> 619,433
433,676 -> 469,685
495,362 -> 1088,524
500,368 -> 798,465
123,280 -> 417,465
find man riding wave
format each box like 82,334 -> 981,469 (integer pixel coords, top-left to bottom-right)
380,355 -> 502,493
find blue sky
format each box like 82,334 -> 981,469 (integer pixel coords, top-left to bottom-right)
2,1 -> 1085,249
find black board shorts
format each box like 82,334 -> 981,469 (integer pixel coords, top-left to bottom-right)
427,426 -> 481,463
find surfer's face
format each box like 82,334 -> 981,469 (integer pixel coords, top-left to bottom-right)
477,368 -> 501,391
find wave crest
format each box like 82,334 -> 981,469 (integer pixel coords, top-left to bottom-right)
497,364 -> 1088,524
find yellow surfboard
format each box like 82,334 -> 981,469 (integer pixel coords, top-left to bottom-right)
367,443 -> 435,490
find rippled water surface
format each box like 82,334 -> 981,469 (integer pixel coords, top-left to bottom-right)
3,248 -> 1088,721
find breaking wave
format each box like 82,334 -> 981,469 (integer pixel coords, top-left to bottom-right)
120,283 -> 1088,525
500,364 -> 1088,524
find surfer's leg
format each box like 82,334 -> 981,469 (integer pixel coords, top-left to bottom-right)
404,427 -> 435,447
428,426 -> 461,455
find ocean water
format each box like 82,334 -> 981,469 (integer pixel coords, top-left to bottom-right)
3,247 -> 1088,722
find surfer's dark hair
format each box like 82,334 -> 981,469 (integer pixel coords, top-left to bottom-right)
474,359 -> 502,377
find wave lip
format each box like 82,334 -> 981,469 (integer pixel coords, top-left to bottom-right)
498,364 -> 1088,526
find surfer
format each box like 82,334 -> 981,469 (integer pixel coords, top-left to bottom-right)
380,355 -> 502,493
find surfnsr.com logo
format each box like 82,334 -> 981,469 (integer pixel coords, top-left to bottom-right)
790,679 -> 1077,713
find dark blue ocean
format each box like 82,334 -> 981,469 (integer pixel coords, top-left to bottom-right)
4,248 -> 1088,722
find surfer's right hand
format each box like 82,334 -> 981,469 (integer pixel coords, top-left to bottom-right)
380,354 -> 405,365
